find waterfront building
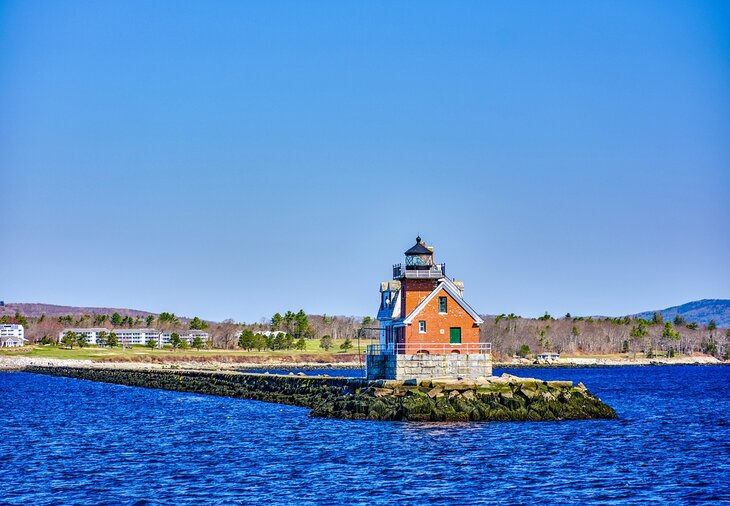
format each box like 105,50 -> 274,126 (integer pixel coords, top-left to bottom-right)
159,330 -> 209,346
367,237 -> 491,380
58,328 -> 109,345
58,327 -> 209,347
113,328 -> 159,346
536,353 -> 560,361
0,324 -> 27,347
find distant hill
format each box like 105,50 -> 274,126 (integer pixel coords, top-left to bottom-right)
0,303 -> 156,319
634,299 -> 730,327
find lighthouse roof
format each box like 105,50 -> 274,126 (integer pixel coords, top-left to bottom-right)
403,278 -> 484,325
404,236 -> 433,256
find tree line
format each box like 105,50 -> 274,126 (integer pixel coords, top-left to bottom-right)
483,312 -> 729,360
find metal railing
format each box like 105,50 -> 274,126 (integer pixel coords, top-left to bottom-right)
392,263 -> 446,279
366,342 -> 491,356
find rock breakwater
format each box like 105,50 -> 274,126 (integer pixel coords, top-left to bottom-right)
23,366 -> 617,422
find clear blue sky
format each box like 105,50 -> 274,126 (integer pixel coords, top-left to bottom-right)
1,1 -> 728,322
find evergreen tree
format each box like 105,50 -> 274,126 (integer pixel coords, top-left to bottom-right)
319,335 -> 333,351
516,344 -> 531,358
238,329 -> 254,350
111,312 -> 122,326
14,312 -> 28,327
283,311 -> 296,334
107,332 -> 118,347
662,322 -> 680,341
147,338 -> 158,350
274,332 -> 285,350
630,322 -> 648,339
629,322 -> 648,357
192,336 -> 204,350
252,333 -> 266,351
190,317 -> 208,330
61,331 -> 77,349
284,333 -> 294,350
169,332 -> 181,350
159,312 -> 178,324
295,310 -> 308,337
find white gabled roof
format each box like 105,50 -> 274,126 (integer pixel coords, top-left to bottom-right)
403,281 -> 484,325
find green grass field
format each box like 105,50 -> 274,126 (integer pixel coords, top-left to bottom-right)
0,338 -> 370,361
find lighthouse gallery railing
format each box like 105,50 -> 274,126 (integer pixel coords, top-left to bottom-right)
366,343 -> 491,356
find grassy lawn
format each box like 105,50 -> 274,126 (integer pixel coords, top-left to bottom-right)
0,338 -> 371,361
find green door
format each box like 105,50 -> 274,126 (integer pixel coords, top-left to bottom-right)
449,327 -> 461,344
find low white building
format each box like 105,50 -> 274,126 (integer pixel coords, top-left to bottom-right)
160,330 -> 209,347
114,328 -> 159,346
1,324 -> 27,347
57,327 -> 209,348
536,353 -> 561,361
258,331 -> 287,338
58,328 -> 109,345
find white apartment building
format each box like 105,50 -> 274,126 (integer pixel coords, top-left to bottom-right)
57,327 -> 209,347
0,324 -> 27,347
114,329 -> 160,346
58,328 -> 109,345
159,330 -> 209,347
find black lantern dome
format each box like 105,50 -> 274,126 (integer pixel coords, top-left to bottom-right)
404,236 -> 433,270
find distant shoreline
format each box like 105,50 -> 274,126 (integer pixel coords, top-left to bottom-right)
1,353 -> 725,373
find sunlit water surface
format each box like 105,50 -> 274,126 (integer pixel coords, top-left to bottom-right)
1,366 -> 729,505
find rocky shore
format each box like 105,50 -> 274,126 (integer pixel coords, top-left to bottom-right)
0,356 -> 360,372
499,355 -> 725,367
2,354 -> 723,373
22,366 -> 617,422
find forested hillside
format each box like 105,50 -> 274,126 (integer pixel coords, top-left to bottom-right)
0,303 -> 155,318
481,312 -> 728,360
634,299 -> 730,327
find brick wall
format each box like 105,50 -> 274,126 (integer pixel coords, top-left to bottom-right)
402,278 -> 438,317
403,285 -> 480,354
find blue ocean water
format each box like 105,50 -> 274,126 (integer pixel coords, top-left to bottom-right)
1,366 -> 729,505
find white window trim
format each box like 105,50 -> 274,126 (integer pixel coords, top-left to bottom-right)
418,321 -> 426,333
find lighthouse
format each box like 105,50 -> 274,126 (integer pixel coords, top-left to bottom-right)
367,236 -> 491,380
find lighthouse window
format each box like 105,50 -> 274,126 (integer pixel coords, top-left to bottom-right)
418,321 -> 426,333
438,297 -> 447,314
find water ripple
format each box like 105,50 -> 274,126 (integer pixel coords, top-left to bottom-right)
1,366 -> 729,504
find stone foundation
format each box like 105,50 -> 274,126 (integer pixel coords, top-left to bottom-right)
367,353 -> 492,380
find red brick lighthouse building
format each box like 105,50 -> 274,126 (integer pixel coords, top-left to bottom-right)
367,236 -> 491,380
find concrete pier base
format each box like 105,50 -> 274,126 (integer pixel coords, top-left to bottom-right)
366,353 -> 492,380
